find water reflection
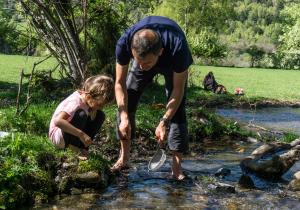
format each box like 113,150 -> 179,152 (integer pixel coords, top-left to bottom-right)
216,107 -> 300,135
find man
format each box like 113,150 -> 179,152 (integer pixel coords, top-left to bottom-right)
112,16 -> 193,180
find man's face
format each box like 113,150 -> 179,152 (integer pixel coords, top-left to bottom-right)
132,49 -> 163,71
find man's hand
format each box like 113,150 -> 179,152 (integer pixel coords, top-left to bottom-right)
155,121 -> 168,145
118,118 -> 131,140
78,131 -> 93,147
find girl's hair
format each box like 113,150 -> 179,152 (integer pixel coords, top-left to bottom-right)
82,75 -> 114,103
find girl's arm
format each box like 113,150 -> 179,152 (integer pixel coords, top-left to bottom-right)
54,111 -> 92,147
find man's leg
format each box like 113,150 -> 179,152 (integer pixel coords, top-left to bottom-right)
168,123 -> 188,179
112,61 -> 158,171
162,70 -> 188,180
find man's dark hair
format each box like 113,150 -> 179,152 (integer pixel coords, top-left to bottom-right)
131,29 -> 162,58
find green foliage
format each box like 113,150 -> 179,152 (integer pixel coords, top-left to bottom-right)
188,107 -> 235,141
0,103 -> 54,134
278,3 -> 300,69
0,133 -> 57,209
77,154 -> 109,173
188,29 -> 226,59
246,45 -> 265,67
282,132 -> 299,143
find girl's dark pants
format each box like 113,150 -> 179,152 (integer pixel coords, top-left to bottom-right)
62,109 -> 105,149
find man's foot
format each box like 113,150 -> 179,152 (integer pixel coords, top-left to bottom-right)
110,160 -> 129,172
169,171 -> 185,181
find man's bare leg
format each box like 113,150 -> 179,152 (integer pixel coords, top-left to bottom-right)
171,151 -> 185,180
111,139 -> 131,172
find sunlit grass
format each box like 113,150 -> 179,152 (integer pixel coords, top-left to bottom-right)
0,54 -> 58,84
189,65 -> 300,102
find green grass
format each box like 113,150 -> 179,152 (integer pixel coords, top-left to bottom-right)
189,65 -> 300,102
0,54 -> 58,84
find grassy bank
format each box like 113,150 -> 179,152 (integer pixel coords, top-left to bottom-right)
189,66 -> 300,102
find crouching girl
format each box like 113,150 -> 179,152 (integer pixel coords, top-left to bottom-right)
49,75 -> 114,160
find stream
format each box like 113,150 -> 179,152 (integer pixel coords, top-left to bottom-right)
216,107 -> 300,135
36,142 -> 300,209
35,107 -> 300,209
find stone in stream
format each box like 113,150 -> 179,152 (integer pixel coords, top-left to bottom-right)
238,174 -> 255,189
214,168 -> 231,177
240,141 -> 300,180
207,182 -> 235,193
75,171 -> 101,183
288,179 -> 300,191
247,137 -> 258,143
293,171 -> 300,180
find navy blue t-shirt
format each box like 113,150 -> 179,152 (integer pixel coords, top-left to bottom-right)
115,16 -> 193,73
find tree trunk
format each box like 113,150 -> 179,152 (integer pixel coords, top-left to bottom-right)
20,0 -> 87,85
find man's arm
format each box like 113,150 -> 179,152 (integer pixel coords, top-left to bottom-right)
155,69 -> 188,142
164,69 -> 188,120
115,62 -> 131,139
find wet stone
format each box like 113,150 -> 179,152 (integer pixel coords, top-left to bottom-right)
70,187 -> 82,195
238,174 -> 255,189
247,137 -> 258,143
62,162 -> 77,169
208,182 -> 235,193
76,171 -> 101,184
288,179 -> 300,191
215,168 -> 231,177
293,171 -> 300,180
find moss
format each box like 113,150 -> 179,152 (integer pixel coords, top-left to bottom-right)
77,154 -> 109,173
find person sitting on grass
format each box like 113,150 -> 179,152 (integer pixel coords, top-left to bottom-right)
49,75 -> 114,160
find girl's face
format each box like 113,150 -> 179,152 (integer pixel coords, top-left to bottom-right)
85,94 -> 106,111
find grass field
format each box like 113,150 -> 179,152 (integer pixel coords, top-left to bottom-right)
0,54 -> 58,84
189,65 -> 300,102
1,54 -> 300,102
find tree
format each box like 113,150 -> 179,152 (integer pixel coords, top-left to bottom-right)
19,0 -> 159,85
20,0 -> 88,84
152,0 -> 234,60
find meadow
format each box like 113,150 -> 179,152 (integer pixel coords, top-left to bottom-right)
0,54 -> 58,83
1,54 -> 299,101
189,65 -> 300,102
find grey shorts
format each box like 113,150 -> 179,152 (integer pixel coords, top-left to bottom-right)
116,61 -> 189,153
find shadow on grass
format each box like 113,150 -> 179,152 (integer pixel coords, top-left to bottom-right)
0,79 -> 74,108
140,82 -> 252,109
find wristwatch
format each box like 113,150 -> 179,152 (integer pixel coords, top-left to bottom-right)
160,117 -> 170,127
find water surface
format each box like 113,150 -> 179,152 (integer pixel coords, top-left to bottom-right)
36,142 -> 300,209
216,107 -> 300,135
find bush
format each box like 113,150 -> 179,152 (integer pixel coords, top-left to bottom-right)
0,133 -> 57,209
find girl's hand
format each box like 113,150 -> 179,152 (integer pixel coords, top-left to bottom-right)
79,132 -> 92,147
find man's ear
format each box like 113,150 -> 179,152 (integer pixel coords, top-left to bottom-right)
159,48 -> 164,56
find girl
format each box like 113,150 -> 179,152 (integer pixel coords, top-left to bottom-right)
49,75 -> 114,159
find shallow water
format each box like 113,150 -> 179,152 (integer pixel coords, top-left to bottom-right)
36,142 -> 300,210
216,107 -> 300,135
